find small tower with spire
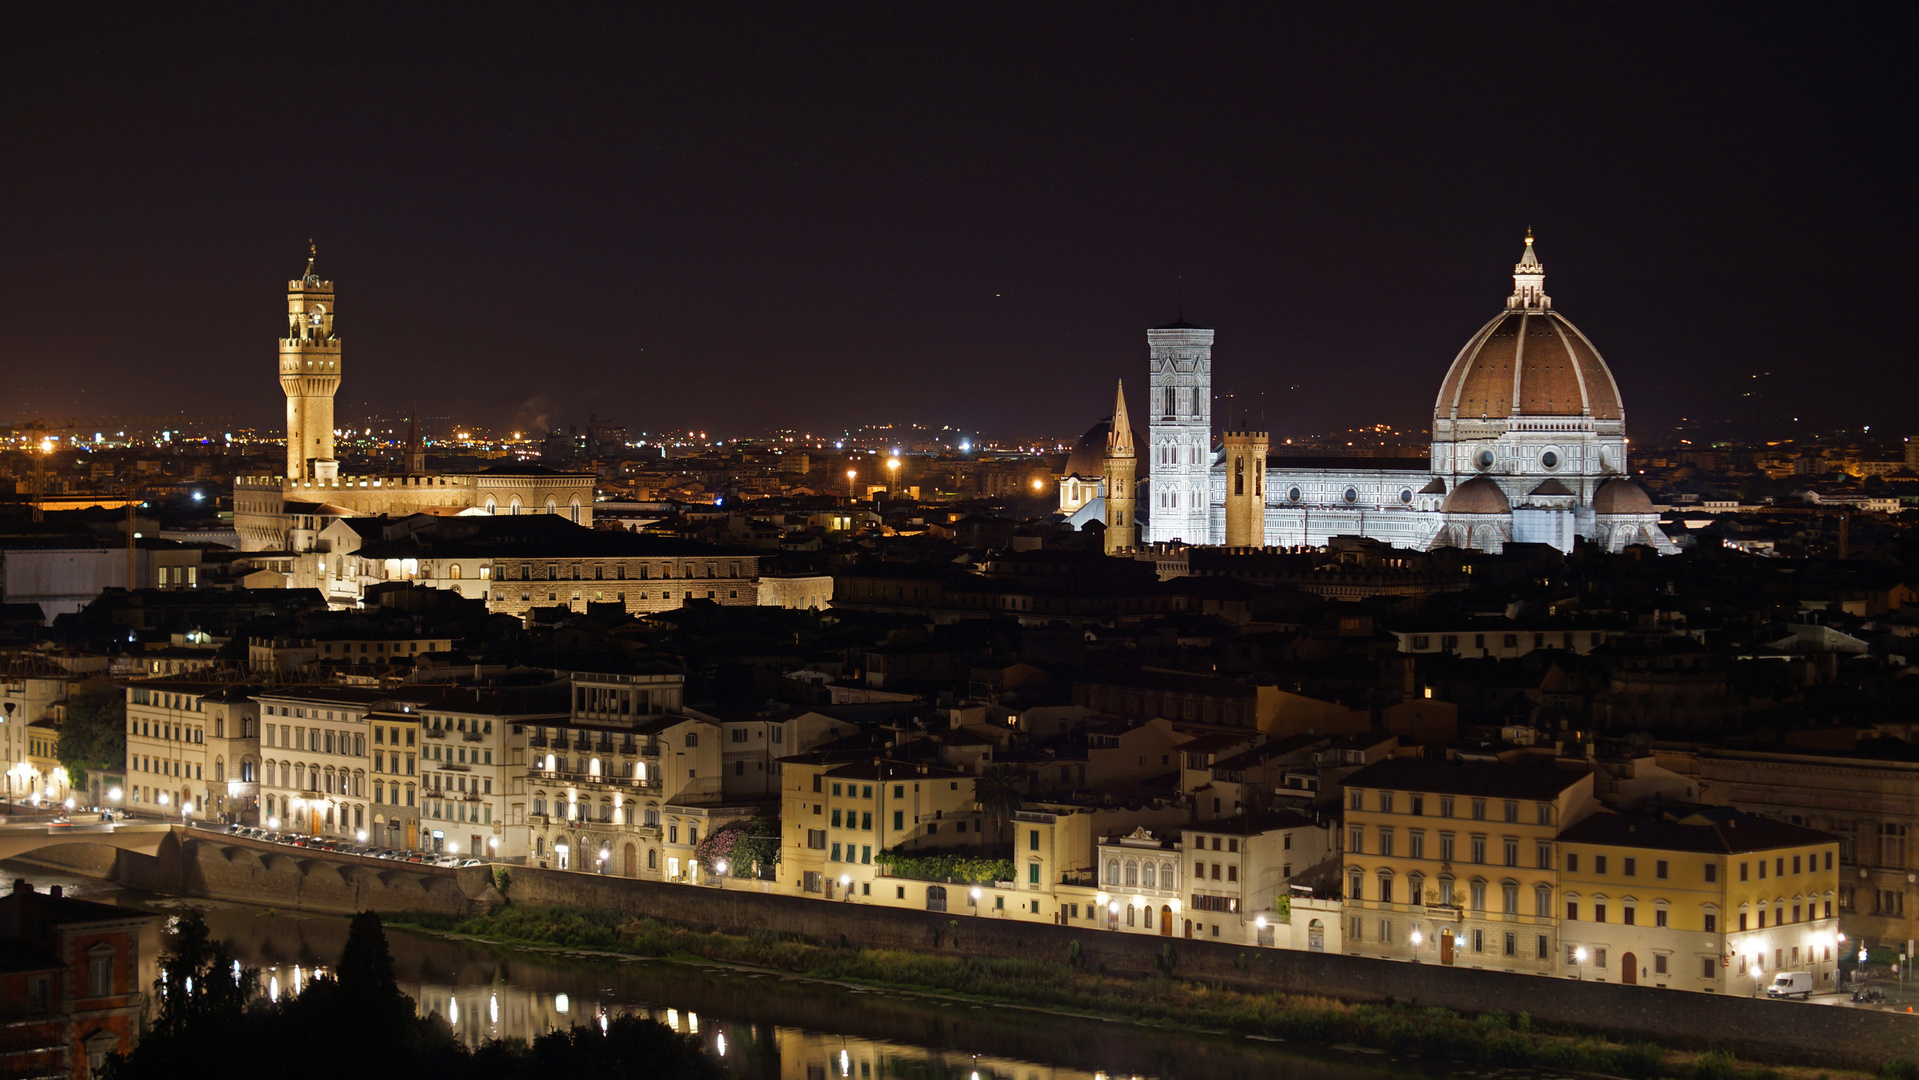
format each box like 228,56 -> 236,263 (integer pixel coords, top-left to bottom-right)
280,240 -> 342,482
1222,428 -> 1268,548
1507,229 -> 1551,310
402,411 -> 426,475
1102,380 -> 1137,554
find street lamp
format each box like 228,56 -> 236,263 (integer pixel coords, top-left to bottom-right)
1573,946 -> 1588,981
886,457 -> 900,495
846,469 -> 857,498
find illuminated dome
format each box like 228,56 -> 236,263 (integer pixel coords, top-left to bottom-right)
1433,234 -> 1623,424
1440,476 -> 1511,515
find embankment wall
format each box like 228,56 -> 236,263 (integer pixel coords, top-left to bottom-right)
19,830 -> 1919,1070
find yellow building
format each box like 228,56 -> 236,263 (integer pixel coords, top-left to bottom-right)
1557,807 -> 1840,993
1340,756 -> 1597,974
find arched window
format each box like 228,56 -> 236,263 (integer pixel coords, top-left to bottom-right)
1124,859 -> 1138,887
1161,861 -> 1176,889
545,498 -> 558,515
570,499 -> 581,524
1107,857 -> 1121,885
485,497 -> 497,515
1141,862 -> 1156,889
449,563 -> 462,580
509,497 -> 522,516
1377,869 -> 1395,904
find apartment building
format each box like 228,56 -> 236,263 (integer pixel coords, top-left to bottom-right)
1557,808 -> 1840,992
1340,756 -> 1598,973
256,686 -> 386,837
416,682 -> 567,858
124,680 -> 259,820
1662,741 -> 1919,954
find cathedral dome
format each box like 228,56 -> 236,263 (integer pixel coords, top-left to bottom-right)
1593,477 -> 1655,515
1441,476 -> 1511,515
1062,418 -> 1114,478
1433,235 -> 1623,424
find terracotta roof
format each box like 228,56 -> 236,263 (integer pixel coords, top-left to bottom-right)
1441,476 -> 1510,515
1593,478 -> 1655,514
1435,310 -> 1623,422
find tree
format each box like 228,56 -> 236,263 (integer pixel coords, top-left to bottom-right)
56,680 -> 126,790
973,765 -> 1024,847
336,911 -> 413,1032
150,911 -> 256,1039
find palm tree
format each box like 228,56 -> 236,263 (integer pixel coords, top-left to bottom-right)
973,764 -> 1024,849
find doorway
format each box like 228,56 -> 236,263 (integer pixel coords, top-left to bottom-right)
1439,929 -> 1456,966
1308,919 -> 1324,952
623,843 -> 636,877
1622,952 -> 1638,985
1160,907 -> 1172,936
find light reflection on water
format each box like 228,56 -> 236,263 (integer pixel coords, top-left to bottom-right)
1,861 -> 1466,1080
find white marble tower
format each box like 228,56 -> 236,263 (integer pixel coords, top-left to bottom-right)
1146,320 -> 1214,544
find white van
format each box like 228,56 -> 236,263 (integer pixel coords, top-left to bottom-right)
1766,971 -> 1814,999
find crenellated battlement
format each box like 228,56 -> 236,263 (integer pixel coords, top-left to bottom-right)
287,279 -> 334,291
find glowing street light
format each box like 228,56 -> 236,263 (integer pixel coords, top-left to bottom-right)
846,468 -> 857,498
886,457 -> 900,495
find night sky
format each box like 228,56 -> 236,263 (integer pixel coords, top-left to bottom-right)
2,6 -> 1909,442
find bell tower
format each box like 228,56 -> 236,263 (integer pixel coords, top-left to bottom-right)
1102,380 -> 1137,554
280,243 -> 341,482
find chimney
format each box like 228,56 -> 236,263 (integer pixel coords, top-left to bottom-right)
49,885 -> 64,898
13,880 -> 31,894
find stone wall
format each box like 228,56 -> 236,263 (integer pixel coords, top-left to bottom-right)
501,865 -> 1919,1072
25,833 -> 1919,1071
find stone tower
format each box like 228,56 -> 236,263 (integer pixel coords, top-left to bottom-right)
1102,379 -> 1137,554
1222,430 -> 1268,548
402,411 -> 426,475
1145,320 -> 1213,544
280,246 -> 341,482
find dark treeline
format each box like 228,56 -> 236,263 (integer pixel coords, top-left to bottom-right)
104,910 -> 717,1080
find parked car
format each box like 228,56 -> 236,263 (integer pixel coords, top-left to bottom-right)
1767,972 -> 1815,1000
456,859 -> 482,868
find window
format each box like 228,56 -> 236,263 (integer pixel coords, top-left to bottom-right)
1655,859 -> 1668,880
1379,792 -> 1394,814
1594,902 -> 1609,923
1409,831 -> 1425,859
1536,803 -> 1553,826
1703,912 -> 1717,933
1502,882 -> 1518,914
1655,908 -> 1668,928
1537,842 -> 1552,869
1702,956 -> 1715,979
1409,794 -> 1423,816
1538,935 -> 1550,960
1623,905 -> 1636,926
1378,828 -> 1394,857
1704,863 -> 1718,883
1503,932 -> 1516,957
1349,789 -> 1364,811
1469,880 -> 1486,911
1439,833 -> 1455,862
1534,885 -> 1552,917
1503,801 -> 1518,824
1439,797 -> 1454,818
87,945 -> 114,997
1740,861 -> 1749,882
1504,838 -> 1518,867
1594,855 -> 1607,875
1623,857 -> 1636,877
1470,836 -> 1486,864
1349,826 -> 1363,855
1471,799 -> 1485,820
1566,900 -> 1580,921
1566,852 -> 1579,872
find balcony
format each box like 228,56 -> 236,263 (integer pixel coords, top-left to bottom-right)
423,728 -> 447,740
529,737 -> 548,748
640,742 -> 661,757
462,731 -> 483,742
619,741 -> 638,756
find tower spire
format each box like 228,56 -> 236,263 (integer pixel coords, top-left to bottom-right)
1107,379 -> 1135,456
1508,230 -> 1549,310
304,239 -> 317,280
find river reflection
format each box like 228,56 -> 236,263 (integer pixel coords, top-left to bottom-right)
2,862 -> 1459,1080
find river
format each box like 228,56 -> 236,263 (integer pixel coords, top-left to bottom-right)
3,860 -> 1497,1080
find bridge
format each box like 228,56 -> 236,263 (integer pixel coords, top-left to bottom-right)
0,820 -> 175,862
